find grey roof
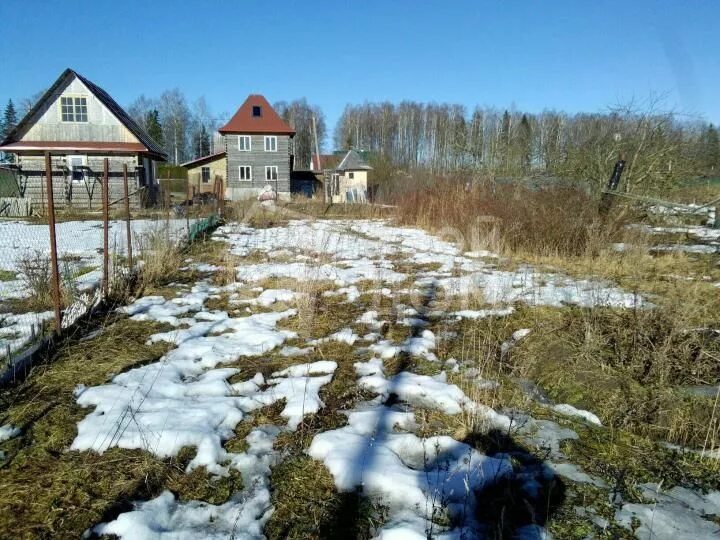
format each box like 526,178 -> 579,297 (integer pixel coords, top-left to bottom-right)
336,149 -> 372,171
2,68 -> 167,160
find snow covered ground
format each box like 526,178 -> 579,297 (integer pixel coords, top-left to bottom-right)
0,218 -> 192,357
61,218 -> 719,538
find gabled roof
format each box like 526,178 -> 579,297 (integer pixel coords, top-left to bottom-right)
0,68 -> 167,160
310,153 -> 343,171
219,95 -> 295,135
180,151 -> 226,168
336,149 -> 372,171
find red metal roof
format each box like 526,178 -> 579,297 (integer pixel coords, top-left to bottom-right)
0,141 -> 149,152
219,95 -> 295,135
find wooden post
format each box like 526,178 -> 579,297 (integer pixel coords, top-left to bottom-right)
44,152 -> 62,333
102,158 -> 110,297
123,164 -> 133,270
219,178 -> 225,216
185,176 -> 191,235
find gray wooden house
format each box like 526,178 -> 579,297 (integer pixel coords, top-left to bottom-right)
0,68 -> 166,211
218,95 -> 295,201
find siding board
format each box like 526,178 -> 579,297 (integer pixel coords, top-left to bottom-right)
225,134 -> 292,193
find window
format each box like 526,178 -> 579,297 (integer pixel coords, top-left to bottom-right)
238,135 -> 251,151
201,166 -> 211,183
265,166 -> 278,181
264,136 -> 277,152
60,96 -> 88,122
348,172 -> 354,179
252,105 -> 262,117
239,165 -> 252,181
69,155 -> 86,182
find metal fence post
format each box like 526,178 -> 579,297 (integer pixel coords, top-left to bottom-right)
44,152 -> 62,333
102,158 -> 110,298
123,164 -> 133,270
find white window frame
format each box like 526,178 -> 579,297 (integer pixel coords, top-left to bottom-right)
265,166 -> 278,181
238,135 -> 251,151
238,165 -> 252,182
264,136 -> 277,152
201,166 -> 211,183
59,95 -> 88,123
68,155 -> 87,183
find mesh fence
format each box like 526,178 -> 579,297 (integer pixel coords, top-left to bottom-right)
0,156 -> 224,382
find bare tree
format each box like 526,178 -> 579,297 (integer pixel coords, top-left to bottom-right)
274,99 -> 326,169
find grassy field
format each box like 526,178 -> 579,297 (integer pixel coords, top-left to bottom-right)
0,190 -> 719,538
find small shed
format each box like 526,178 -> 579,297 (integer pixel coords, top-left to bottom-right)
181,151 -> 227,196
311,150 -> 373,203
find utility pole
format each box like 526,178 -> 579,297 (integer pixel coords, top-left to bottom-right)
312,114 -> 321,171
312,114 -> 324,202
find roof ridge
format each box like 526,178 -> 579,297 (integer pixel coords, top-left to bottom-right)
1,68 -> 166,160
218,95 -> 295,135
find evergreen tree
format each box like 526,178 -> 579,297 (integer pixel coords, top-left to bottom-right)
2,100 -> 18,163
703,123 -> 720,173
145,109 -> 164,147
518,114 -> 533,173
501,110 -> 511,172
2,99 -> 17,140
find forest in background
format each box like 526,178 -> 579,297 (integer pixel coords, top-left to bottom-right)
334,98 -> 720,193
3,87 -> 720,194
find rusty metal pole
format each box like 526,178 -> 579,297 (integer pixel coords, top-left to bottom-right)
122,164 -> 133,270
102,158 -> 110,298
44,152 -> 62,333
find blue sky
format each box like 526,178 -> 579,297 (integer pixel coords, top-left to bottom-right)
1,0 -> 718,145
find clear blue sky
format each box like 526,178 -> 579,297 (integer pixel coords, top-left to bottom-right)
1,0 -> 718,146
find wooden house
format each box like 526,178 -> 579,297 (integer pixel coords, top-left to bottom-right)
218,95 -> 295,201
311,150 -> 373,203
181,151 -> 227,196
0,68 -> 166,210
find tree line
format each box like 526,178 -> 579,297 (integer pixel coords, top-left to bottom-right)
5,81 -> 719,193
127,92 -> 326,167
334,99 -> 720,192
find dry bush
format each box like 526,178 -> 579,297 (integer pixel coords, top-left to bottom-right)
396,180 -> 630,258
133,229 -> 184,288
17,250 -> 53,310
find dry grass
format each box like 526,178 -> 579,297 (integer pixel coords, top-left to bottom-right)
396,181 -> 632,258
133,228 -> 186,289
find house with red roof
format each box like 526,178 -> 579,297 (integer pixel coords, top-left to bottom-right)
181,95 -> 295,201
221,95 -> 295,200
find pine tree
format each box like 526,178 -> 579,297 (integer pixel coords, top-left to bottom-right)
501,110 -> 511,172
703,124 -> 720,173
518,114 -> 532,173
2,99 -> 17,140
199,124 -> 210,157
145,109 -> 164,147
2,100 -> 18,163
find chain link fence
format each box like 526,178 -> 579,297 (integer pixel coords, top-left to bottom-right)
0,154 -> 224,384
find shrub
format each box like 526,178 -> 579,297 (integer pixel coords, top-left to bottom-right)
395,180 -> 628,257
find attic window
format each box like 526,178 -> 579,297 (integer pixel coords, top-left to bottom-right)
252,105 -> 262,117
60,96 -> 88,122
